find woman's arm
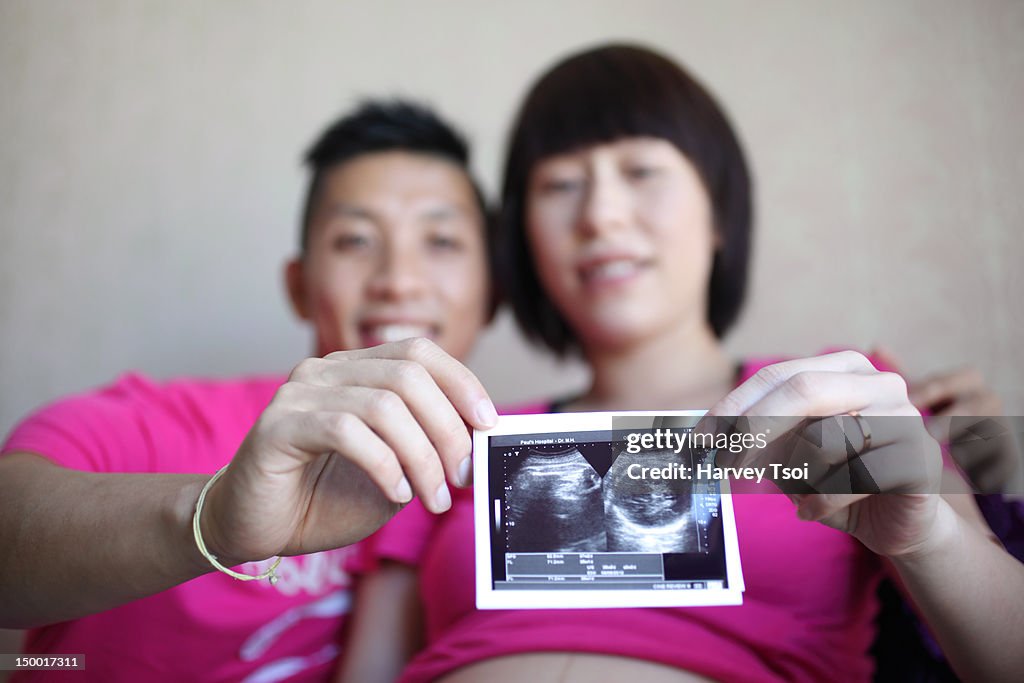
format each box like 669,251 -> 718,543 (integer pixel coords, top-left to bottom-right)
887,498 -> 1024,683
710,351 -> 1024,683
335,563 -> 423,683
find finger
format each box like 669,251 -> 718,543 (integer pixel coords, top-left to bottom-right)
271,383 -> 452,512
726,413 -> 926,493
316,338 -> 498,429
907,368 -> 985,409
275,411 -> 412,505
338,386 -> 452,513
931,392 -> 1003,419
741,371 -> 910,422
925,394 -> 1003,443
708,351 -> 877,417
291,359 -> 473,486
795,492 -> 870,525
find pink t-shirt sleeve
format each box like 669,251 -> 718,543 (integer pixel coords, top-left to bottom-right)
346,500 -> 438,575
2,375 -> 162,472
1,372 -> 279,474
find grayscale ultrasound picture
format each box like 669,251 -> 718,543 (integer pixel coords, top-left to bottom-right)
605,449 -> 697,553
506,448 -> 607,552
503,443 -> 699,554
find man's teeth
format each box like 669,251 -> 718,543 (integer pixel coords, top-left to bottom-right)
589,260 -> 639,280
370,324 -> 432,343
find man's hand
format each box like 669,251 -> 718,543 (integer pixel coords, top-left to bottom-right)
198,338 -> 497,564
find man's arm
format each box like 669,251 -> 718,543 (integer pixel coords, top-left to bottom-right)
0,453 -> 213,627
0,339 -> 496,628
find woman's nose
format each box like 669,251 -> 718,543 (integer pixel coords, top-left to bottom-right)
578,173 -> 630,238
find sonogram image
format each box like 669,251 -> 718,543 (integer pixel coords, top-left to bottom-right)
503,443 -> 698,554
604,449 -> 697,552
506,448 -> 606,552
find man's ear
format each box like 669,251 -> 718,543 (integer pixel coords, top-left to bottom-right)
285,257 -> 311,321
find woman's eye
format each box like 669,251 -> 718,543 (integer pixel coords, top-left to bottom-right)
428,234 -> 463,251
625,166 -> 659,181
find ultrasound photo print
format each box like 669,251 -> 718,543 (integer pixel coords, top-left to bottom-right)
504,442 -> 699,554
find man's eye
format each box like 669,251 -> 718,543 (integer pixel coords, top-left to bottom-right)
540,178 -> 584,194
332,234 -> 371,251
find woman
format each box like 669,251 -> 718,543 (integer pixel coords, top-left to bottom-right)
339,45 -> 1023,683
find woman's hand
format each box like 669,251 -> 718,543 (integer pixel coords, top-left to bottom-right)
704,350 -> 948,559
198,338 -> 497,565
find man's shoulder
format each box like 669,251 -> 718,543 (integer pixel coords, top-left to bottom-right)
48,371 -> 287,427
2,371 -> 287,472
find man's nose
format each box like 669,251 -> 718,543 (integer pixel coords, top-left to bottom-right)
367,242 -> 427,300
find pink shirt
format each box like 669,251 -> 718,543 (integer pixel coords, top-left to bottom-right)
1,373 -> 354,683
358,358 -> 887,683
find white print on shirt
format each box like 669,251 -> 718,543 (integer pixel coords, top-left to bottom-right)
242,643 -> 341,683
241,549 -> 351,596
240,591 -> 351,661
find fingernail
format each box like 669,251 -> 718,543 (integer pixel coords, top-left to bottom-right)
394,477 -> 413,503
434,482 -> 452,512
457,457 -> 473,488
476,399 -> 498,428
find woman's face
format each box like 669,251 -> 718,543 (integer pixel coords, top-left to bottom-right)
526,137 -> 716,351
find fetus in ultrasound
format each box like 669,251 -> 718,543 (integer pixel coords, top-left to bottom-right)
506,448 -> 607,552
603,449 -> 697,553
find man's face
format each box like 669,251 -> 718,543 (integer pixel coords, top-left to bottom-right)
287,151 -> 490,361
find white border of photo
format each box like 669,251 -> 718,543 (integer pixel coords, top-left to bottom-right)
473,411 -> 745,610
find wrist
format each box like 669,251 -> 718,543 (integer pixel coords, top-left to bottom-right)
171,477 -> 224,576
194,467 -> 248,569
888,498 -> 962,567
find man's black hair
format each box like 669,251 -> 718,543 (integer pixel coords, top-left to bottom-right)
299,99 -> 487,251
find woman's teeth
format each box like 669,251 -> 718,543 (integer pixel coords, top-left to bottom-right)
369,324 -> 433,343
586,259 -> 640,281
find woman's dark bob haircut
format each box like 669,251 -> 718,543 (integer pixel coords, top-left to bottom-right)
495,43 -> 753,355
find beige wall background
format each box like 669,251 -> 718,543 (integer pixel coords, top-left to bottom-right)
1,0 -> 1022,441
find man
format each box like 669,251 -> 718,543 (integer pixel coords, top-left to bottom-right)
0,100 -> 497,681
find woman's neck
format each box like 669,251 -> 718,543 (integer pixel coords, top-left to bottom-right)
572,320 -> 735,412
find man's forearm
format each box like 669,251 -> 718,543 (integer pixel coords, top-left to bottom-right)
0,454 -> 215,628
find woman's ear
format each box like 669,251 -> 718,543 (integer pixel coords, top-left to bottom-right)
284,257 -> 311,321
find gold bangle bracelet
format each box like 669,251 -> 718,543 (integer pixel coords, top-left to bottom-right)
192,465 -> 282,585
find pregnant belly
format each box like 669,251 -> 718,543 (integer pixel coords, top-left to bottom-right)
437,652 -> 716,683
